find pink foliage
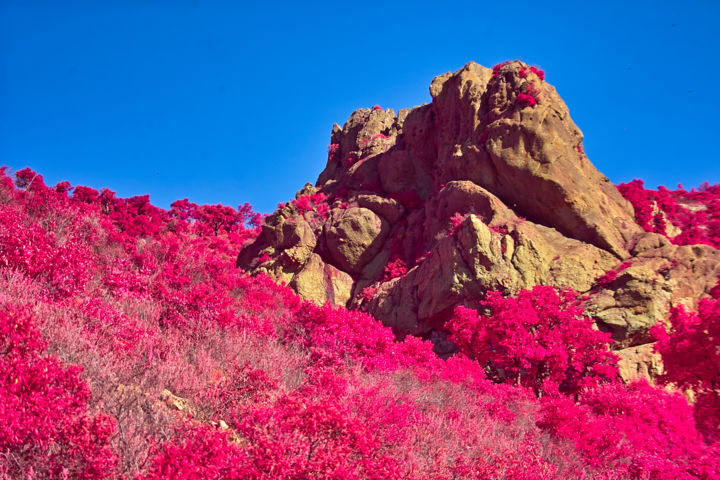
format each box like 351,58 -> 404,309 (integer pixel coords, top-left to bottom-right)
618,179 -> 720,248
449,212 -> 466,236
652,296 -> 720,443
0,204 -> 94,298
0,306 -> 118,479
516,92 -> 538,107
446,286 -> 619,397
358,285 -> 378,302
538,380 -> 720,478
327,143 -> 340,160
594,260 -> 633,290
382,257 -> 408,281
530,66 -> 545,80
292,192 -> 327,215
492,61 -> 510,77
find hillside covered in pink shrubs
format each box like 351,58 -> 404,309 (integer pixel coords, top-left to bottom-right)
0,163 -> 719,479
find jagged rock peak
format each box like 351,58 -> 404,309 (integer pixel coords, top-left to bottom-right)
318,60 -> 641,258
237,61 -> 720,363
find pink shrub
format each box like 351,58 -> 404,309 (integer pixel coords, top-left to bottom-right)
327,143 -> 340,161
446,286 -> 619,397
358,285 -> 378,302
0,205 -> 94,298
538,380 -> 720,478
382,257 -> 408,281
449,212 -> 466,236
139,426 -> 250,479
516,92 -> 538,107
492,61 -> 510,77
290,302 -> 399,371
593,260 -> 633,290
530,66 -> 545,80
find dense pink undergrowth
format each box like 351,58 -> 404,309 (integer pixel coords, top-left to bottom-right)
0,166 -> 719,478
618,179 -> 720,248
446,286 -> 620,398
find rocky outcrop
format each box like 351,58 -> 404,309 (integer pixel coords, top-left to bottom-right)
585,233 -> 720,348
237,61 -> 720,376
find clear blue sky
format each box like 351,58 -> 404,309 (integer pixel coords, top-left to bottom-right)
2,1 -> 718,213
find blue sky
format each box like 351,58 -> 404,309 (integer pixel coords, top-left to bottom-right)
2,1 -> 718,213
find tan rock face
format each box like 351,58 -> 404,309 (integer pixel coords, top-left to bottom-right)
237,61 -> 720,374
290,253 -> 353,307
616,343 -> 664,382
324,207 -> 389,273
584,235 -> 720,348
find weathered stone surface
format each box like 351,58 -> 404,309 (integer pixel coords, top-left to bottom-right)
423,181 -> 515,244
434,61 -> 640,258
585,240 -> 720,348
324,207 -> 389,273
616,343 -> 664,382
237,213 -> 318,287
357,194 -> 405,223
290,253 -> 353,307
237,61 -> 720,377
160,389 -> 195,416
276,218 -> 316,269
358,213 -> 617,339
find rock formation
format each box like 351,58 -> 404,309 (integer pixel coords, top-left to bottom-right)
237,61 -> 720,375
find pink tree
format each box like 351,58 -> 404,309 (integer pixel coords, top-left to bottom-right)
446,286 -> 619,397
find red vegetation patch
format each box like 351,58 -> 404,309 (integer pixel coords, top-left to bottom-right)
382,257 -> 409,281
517,82 -> 542,108
538,380 -> 719,478
492,61 -> 511,77
618,179 -> 720,248
593,260 -> 633,290
358,285 -> 378,302
530,65 -> 545,80
519,65 -> 545,80
449,212 -> 466,236
516,93 -> 538,107
446,286 -> 619,397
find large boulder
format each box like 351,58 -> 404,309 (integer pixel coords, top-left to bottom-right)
324,207 -> 389,273
290,253 -> 353,307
